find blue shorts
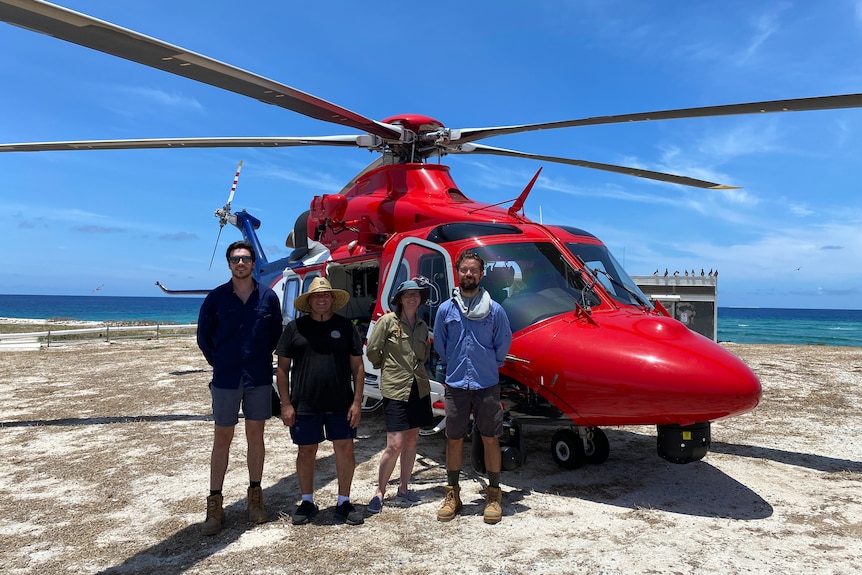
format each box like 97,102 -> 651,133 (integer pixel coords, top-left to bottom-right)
210,384 -> 272,427
444,384 -> 503,440
290,412 -> 357,445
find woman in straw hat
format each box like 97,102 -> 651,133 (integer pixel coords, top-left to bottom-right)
275,277 -> 366,526
364,278 -> 434,514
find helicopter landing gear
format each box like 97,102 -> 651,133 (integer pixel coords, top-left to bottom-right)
419,415 -> 446,436
551,426 -> 609,469
360,395 -> 383,413
551,429 -> 585,469
470,414 -> 526,474
583,426 -> 610,464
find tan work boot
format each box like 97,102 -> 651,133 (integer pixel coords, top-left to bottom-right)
436,485 -> 463,522
247,486 -> 268,524
483,486 -> 503,524
201,494 -> 224,535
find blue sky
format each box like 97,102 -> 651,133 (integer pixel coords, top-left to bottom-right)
1,1 -> 860,309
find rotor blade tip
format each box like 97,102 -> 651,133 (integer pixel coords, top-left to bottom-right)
709,184 -> 743,190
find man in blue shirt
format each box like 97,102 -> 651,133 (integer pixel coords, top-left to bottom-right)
434,251 -> 512,524
196,240 -> 283,535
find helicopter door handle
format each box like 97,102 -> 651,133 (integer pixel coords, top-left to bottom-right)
505,354 -> 530,364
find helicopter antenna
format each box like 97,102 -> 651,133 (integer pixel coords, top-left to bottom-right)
465,168 -> 542,219
508,167 -> 542,218
209,160 -> 243,270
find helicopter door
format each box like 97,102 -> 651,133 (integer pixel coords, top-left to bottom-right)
381,238 -> 452,333
377,237 -> 451,426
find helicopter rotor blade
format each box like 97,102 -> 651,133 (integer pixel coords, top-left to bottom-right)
0,135 -> 366,153
3,1 -> 860,191
226,160 -> 243,206
209,161 -> 244,270
452,93 -> 862,144
0,0 -> 401,141
453,143 -> 738,190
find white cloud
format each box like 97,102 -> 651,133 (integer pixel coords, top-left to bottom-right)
120,86 -> 204,111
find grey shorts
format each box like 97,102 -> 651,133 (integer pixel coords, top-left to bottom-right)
210,383 -> 271,427
444,384 -> 504,440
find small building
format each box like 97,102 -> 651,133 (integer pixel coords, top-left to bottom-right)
632,274 -> 717,341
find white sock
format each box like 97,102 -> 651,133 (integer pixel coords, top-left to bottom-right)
301,494 -> 314,503
337,495 -> 349,506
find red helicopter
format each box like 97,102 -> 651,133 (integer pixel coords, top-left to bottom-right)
3,0 -> 860,470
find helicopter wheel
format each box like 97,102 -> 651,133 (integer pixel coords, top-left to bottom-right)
583,427 -> 610,464
551,429 -> 585,469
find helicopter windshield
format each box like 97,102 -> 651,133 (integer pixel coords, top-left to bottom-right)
471,242 -> 601,333
564,242 -> 653,309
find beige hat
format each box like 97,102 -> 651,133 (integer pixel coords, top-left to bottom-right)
294,277 -> 350,313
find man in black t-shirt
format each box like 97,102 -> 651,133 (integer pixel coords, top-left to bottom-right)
276,277 -> 366,525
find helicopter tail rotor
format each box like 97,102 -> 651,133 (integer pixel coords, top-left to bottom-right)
209,161 -> 243,269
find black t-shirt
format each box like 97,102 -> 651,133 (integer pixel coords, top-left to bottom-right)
276,314 -> 363,414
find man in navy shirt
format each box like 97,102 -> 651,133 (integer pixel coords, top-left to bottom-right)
196,240 -> 283,535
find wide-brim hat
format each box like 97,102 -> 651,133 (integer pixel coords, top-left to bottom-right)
390,279 -> 431,306
294,277 -> 350,313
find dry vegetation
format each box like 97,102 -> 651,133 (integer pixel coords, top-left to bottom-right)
1,338 -> 860,574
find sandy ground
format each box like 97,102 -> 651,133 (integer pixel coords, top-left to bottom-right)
0,336 -> 860,575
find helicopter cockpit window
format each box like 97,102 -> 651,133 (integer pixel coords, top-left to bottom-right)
427,222 -> 523,244
282,276 -> 301,323
564,242 -> 653,309
470,242 -> 599,332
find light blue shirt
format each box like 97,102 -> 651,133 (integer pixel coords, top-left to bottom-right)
433,296 -> 512,390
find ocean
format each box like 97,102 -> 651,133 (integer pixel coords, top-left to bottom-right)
0,294 -> 205,325
717,307 -> 862,347
0,294 -> 860,347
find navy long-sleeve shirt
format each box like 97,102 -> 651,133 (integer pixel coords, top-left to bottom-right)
196,280 -> 283,389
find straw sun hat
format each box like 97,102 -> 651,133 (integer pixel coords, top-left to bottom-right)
294,277 -> 350,313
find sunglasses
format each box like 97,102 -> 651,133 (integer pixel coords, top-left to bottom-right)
228,255 -> 254,264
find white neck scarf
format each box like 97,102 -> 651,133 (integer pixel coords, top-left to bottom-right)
453,287 -> 492,320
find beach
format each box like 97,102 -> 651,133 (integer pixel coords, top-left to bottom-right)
1,336 -> 860,575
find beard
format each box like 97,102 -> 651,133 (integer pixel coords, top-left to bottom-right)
459,276 -> 480,293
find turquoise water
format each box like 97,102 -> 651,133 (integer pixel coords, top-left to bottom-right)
717,307 -> 861,347
0,294 -> 205,325
1,295 -> 860,347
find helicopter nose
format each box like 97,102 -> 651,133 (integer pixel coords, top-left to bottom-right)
507,313 -> 761,426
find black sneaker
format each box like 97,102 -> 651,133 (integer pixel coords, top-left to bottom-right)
291,500 -> 319,525
334,501 -> 364,525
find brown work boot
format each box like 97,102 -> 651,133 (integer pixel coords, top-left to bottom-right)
201,494 -> 224,535
483,486 -> 503,524
247,486 -> 268,524
436,485 -> 462,522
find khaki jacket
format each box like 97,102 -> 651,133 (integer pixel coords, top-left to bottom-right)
365,312 -> 431,401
